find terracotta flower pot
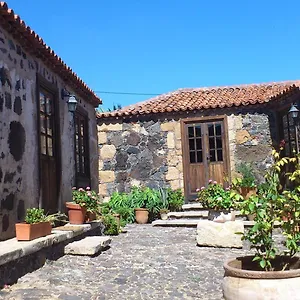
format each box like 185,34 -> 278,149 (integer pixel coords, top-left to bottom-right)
222,256 -> 300,300
86,211 -> 97,222
134,208 -> 149,224
15,221 -> 52,241
66,202 -> 86,224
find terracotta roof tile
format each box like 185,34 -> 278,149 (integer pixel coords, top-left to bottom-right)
0,2 -> 101,106
97,81 -> 300,119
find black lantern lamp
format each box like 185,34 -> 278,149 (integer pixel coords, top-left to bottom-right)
289,104 -> 299,120
67,95 -> 78,113
289,103 -> 300,154
61,89 -> 78,113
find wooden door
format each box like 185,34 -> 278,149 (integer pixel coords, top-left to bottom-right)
183,118 -> 229,200
38,88 -> 59,214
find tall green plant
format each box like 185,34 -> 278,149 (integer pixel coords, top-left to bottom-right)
240,149 -> 300,271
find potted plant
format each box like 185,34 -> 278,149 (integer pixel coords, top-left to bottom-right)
67,187 -> 88,224
167,188 -> 184,212
222,149 -> 300,300
158,187 -> 170,220
15,208 -> 66,241
84,188 -> 101,222
130,186 -> 149,224
233,163 -> 257,199
197,180 -> 239,222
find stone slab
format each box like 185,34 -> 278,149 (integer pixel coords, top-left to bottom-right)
196,220 -> 244,248
0,221 -> 103,266
64,236 -> 112,256
182,203 -> 204,210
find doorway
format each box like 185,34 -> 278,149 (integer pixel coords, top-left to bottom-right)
182,117 -> 230,200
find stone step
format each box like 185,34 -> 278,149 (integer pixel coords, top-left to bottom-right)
182,203 -> 204,211
64,236 -> 112,256
168,210 -> 243,219
152,219 -> 281,228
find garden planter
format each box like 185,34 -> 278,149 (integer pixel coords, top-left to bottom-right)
160,212 -> 168,220
66,202 -> 86,224
15,221 -> 52,241
86,211 -> 96,222
240,186 -> 257,199
222,256 -> 300,300
134,208 -> 149,224
113,213 -> 121,229
208,210 -> 235,222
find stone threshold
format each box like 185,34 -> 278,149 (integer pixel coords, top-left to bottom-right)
152,219 -> 281,228
0,221 -> 103,267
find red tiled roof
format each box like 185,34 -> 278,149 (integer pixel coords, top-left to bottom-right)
0,2 -> 101,106
97,81 -> 300,118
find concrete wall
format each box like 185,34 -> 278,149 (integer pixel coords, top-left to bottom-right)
0,25 -> 98,240
97,107 -> 277,200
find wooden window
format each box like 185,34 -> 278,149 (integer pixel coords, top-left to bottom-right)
39,89 -> 55,157
187,124 -> 203,164
74,110 -> 90,186
279,110 -> 299,157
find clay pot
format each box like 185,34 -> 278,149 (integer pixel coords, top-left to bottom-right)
240,187 -> 257,199
160,213 -> 168,220
223,256 -> 300,300
15,221 -> 52,241
134,208 -> 149,224
66,202 -> 86,224
86,211 -> 97,222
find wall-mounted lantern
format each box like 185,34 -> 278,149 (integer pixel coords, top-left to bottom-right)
61,89 -> 78,113
288,103 -> 300,154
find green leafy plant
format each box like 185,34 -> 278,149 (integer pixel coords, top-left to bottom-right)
25,208 -> 46,224
24,208 -> 67,226
167,188 -> 184,211
234,163 -> 257,188
240,149 -> 300,271
102,214 -> 119,235
197,181 -> 236,210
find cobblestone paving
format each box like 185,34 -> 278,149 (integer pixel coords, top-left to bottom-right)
1,224 -> 256,300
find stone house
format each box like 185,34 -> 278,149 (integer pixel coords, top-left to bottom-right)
0,2 -> 101,240
97,82 -> 300,202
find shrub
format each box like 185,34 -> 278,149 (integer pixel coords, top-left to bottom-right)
102,214 -> 119,235
25,208 -> 46,224
167,188 -> 184,211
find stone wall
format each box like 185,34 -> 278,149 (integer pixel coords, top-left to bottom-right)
0,25 -> 98,240
98,107 -> 276,200
98,120 -> 184,201
228,110 -> 275,182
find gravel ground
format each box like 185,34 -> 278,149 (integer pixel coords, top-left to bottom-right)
0,224 -> 260,300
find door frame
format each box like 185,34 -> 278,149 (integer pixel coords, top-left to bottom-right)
180,115 -> 231,201
36,73 -> 61,210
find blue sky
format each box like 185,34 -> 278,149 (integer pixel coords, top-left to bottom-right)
6,0 -> 300,110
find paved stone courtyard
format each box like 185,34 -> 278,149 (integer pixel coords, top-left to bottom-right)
1,224 -> 251,300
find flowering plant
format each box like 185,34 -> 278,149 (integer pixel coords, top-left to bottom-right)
72,187 -> 100,213
197,180 -> 236,210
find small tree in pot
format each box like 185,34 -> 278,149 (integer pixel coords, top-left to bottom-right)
223,149 -> 300,300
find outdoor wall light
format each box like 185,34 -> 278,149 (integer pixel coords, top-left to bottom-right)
61,88 -> 78,113
67,95 -> 78,113
289,104 -> 299,120
289,103 -> 300,154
